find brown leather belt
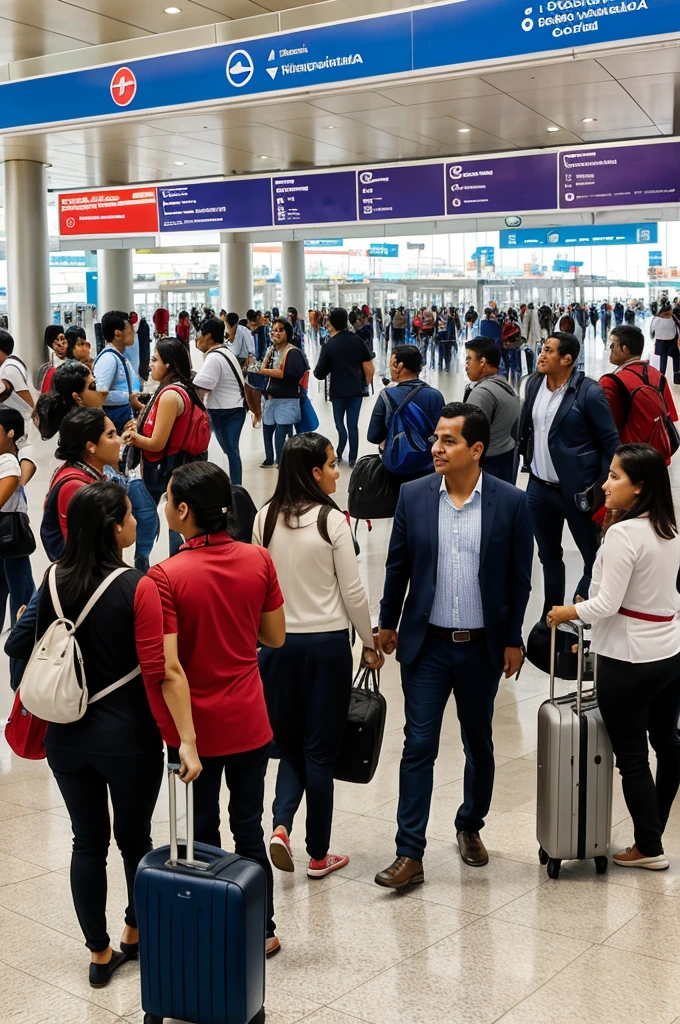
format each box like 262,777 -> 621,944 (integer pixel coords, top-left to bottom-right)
427,625 -> 486,643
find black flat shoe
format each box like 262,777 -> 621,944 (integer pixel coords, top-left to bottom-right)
89,949 -> 127,988
120,940 -> 139,960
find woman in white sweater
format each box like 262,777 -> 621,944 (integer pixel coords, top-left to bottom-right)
548,443 -> 680,871
253,432 -> 382,879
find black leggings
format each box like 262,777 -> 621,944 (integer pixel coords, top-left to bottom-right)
47,745 -> 164,951
598,652 -> 680,857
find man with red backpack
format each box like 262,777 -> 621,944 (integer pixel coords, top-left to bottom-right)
601,325 -> 678,466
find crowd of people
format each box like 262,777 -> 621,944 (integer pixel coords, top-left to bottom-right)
1,296 -> 680,993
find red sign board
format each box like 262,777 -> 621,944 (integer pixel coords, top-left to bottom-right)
59,188 -> 159,236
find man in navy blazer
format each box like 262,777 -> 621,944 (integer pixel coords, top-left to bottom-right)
375,402 -> 533,889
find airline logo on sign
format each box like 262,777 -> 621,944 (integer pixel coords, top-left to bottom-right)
110,67 -> 137,107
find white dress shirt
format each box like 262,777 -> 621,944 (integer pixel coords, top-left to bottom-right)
531,376 -> 568,484
576,517 -> 680,663
430,474 -> 484,629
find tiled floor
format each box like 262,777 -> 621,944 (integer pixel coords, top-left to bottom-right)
2,329 -> 680,1024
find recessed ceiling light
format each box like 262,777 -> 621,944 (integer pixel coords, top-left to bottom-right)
164,6 -> 182,13
324,125 -> 337,129
173,160 -> 185,166
582,117 -> 596,123
458,128 -> 470,133
259,155 -> 268,159
547,126 -> 560,132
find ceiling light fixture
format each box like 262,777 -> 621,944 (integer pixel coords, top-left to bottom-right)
582,117 -> 596,123
458,128 -> 470,133
164,6 -> 182,13
547,126 -> 560,132
325,125 -> 337,129
173,160 -> 186,166
259,155 -> 269,159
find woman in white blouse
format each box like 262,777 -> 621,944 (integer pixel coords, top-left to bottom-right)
253,432 -> 383,879
548,443 -> 680,871
650,302 -> 679,379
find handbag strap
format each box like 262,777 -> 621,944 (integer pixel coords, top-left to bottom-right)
352,664 -> 381,692
209,347 -> 246,401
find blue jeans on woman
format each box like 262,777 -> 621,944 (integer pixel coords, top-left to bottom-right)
331,396 -> 363,463
0,555 -> 35,691
263,423 -> 293,465
209,407 -> 246,485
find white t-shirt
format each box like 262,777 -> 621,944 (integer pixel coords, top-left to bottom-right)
0,451 -> 26,513
192,346 -> 245,411
229,325 -> 256,363
531,376 -> 568,484
1,356 -> 31,396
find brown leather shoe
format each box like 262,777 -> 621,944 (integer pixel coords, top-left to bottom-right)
457,831 -> 489,866
374,856 -> 424,890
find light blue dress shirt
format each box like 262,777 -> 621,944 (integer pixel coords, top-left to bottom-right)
430,474 -> 484,629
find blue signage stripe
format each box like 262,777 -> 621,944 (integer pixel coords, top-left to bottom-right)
1,0 -> 678,132
500,223 -> 659,247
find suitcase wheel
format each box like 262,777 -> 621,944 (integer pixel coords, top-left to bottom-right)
547,858 -> 561,880
143,1015 -> 163,1024
538,846 -> 549,866
595,856 -> 608,875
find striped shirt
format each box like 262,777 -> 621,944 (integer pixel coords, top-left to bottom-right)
430,474 -> 484,629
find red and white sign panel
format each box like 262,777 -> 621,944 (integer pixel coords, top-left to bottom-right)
59,187 -> 159,236
110,67 -> 137,107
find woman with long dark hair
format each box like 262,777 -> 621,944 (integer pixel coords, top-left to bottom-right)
122,337 -> 209,557
146,461 -> 286,956
11,482 -> 201,986
35,362 -> 105,439
548,443 -> 680,871
253,432 -> 382,879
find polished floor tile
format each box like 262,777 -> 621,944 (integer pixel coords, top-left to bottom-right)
604,895 -> 680,964
406,852 -> 546,917
0,957 -> 124,1023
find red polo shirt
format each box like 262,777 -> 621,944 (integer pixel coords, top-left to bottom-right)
146,533 -> 283,757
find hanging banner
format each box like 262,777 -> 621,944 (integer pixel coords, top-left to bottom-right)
59,187 -> 159,236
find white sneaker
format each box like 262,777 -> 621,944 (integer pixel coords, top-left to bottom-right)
613,845 -> 669,870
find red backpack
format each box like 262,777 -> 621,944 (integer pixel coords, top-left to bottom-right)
603,364 -> 676,463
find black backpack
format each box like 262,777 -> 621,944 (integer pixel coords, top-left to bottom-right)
348,455 -> 400,521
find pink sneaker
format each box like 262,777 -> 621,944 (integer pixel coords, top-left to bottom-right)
269,827 -> 294,872
307,853 -> 350,878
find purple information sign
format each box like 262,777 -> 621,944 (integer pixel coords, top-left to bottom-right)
158,179 -> 273,231
272,171 -> 356,225
559,142 -> 680,209
358,164 -> 445,221
445,153 -> 557,216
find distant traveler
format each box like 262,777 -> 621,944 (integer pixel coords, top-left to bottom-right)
367,344 -> 444,480
37,325 -> 69,394
253,433 -> 381,880
94,312 -> 143,434
613,299 -> 625,326
313,307 -> 375,467
464,339 -> 520,483
147,461 -> 286,957
0,407 -> 36,632
464,305 -> 478,340
478,308 -> 501,345
65,325 -> 95,372
548,444 -> 680,871
194,317 -> 247,485
258,317 -> 307,468
226,311 -> 256,368
391,306 -> 406,342
0,329 -> 35,409
650,302 -> 680,379
518,332 -> 620,614
375,403 -> 533,887
601,324 -> 677,464
176,310 -> 191,349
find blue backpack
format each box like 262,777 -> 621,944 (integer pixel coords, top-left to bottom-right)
382,383 -> 435,477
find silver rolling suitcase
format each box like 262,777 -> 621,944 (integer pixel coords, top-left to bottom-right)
536,623 -> 613,879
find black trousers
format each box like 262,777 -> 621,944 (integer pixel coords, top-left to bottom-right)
598,652 -> 680,856
186,743 -> 276,938
47,744 -> 164,952
259,631 -> 352,861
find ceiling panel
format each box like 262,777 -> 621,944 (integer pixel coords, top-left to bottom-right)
481,59 -> 614,93
510,80 -> 654,133
618,74 -> 679,125
0,21 -> 88,64
310,91 -> 399,114
597,46 -> 680,79
62,0 -> 229,34
377,77 -> 500,106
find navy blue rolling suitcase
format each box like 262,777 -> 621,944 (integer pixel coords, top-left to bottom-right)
135,767 -> 267,1024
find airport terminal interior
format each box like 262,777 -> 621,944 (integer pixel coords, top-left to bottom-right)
1,1 -> 680,1023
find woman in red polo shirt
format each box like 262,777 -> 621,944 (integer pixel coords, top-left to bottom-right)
146,461 -> 286,957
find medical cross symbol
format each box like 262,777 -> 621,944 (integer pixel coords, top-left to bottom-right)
110,67 -> 137,106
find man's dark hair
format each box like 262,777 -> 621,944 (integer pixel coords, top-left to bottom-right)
392,344 -> 422,374
329,307 -> 348,332
439,401 -> 490,455
465,338 -> 501,369
0,329 -> 14,356
610,324 -> 644,358
548,331 -> 580,366
226,312 -> 240,327
199,317 -> 225,346
101,311 -> 129,344
246,309 -> 257,322
484,307 -> 494,317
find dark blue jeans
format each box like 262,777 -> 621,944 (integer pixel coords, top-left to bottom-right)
331,396 -> 363,463
184,743 -> 276,939
480,449 -> 516,484
127,479 -> 160,573
259,631 -> 352,861
104,404 -> 133,434
209,407 -> 246,485
526,474 -> 600,615
263,423 -> 293,465
397,637 -> 500,860
0,555 -> 35,691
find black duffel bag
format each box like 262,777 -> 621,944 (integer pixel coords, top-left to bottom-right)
348,454 -> 400,521
526,620 -> 594,681
334,666 -> 387,785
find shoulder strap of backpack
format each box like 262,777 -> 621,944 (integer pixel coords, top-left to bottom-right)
209,347 -> 246,400
602,371 -> 633,426
384,382 -> 427,427
95,347 -> 133,394
47,565 -> 64,620
74,567 -> 131,629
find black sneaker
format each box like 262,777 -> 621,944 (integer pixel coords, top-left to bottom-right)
259,460 -> 275,468
89,950 -> 126,989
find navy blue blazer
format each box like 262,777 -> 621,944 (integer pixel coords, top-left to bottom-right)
379,471 -> 533,674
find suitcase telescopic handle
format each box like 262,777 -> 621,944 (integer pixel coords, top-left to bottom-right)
167,763 -> 195,866
549,623 -> 584,716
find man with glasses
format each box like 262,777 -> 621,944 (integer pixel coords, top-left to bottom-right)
94,311 -> 143,434
374,403 -> 532,888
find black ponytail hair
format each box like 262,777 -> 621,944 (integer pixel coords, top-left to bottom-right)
57,482 -> 128,607
54,406 -> 107,464
169,462 -> 232,536
35,362 -> 91,439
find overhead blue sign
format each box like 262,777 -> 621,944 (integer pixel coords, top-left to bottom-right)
369,244 -> 399,257
0,0 -> 676,132
305,239 -> 344,247
158,179 -> 273,232
50,254 -> 87,267
273,171 -> 357,226
553,259 -> 584,272
500,224 -> 659,248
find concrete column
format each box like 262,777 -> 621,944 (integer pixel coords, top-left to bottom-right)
220,234 -> 253,315
97,248 -> 134,317
5,160 -> 50,373
281,240 -> 306,319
